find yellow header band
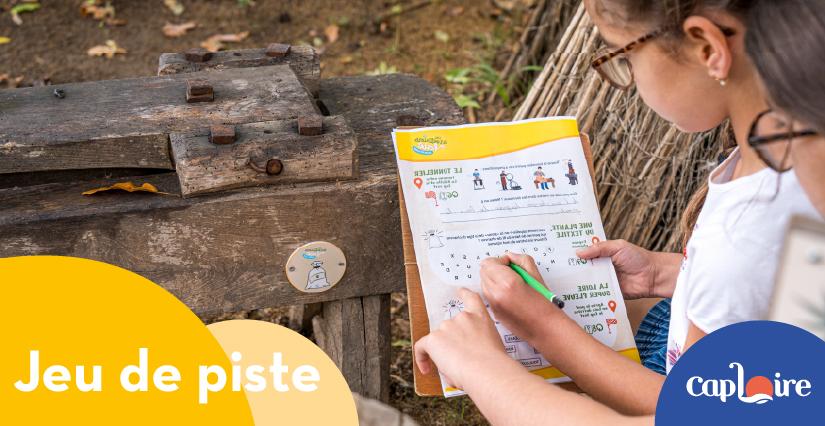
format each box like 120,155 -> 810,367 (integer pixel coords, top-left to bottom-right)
394,117 -> 580,162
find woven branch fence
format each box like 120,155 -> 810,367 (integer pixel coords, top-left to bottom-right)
512,2 -> 726,252
485,0 -> 579,116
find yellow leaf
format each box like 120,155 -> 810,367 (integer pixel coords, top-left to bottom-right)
163,21 -> 197,38
164,0 -> 185,16
82,182 -> 169,196
0,37 -> 10,45
200,31 -> 249,52
87,40 -> 127,58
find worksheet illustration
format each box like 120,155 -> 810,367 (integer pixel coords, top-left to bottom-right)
393,117 -> 638,397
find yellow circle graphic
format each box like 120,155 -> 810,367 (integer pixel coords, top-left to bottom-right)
208,320 -> 358,424
0,256 -> 357,425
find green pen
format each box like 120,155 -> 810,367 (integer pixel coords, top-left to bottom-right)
509,263 -> 565,309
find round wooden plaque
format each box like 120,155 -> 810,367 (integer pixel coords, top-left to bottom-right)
285,241 -> 347,293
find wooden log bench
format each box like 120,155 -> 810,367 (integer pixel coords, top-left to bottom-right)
0,45 -> 464,402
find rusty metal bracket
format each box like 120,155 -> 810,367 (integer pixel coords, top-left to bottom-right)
297,115 -> 324,136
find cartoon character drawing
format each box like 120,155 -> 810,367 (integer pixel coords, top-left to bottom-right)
443,298 -> 465,319
472,169 -> 484,190
306,261 -> 331,290
422,229 -> 445,249
565,160 -> 579,185
506,173 -> 522,190
499,170 -> 508,190
533,167 -> 556,190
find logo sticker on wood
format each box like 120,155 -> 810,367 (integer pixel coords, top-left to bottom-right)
285,242 -> 347,293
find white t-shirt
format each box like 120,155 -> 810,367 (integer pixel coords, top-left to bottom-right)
666,149 -> 819,373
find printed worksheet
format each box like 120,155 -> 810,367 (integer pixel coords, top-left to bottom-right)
393,117 -> 639,397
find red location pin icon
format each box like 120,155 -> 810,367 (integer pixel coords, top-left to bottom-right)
608,300 -> 617,312
413,177 -> 423,189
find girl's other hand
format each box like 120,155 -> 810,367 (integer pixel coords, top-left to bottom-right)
479,252 -> 559,343
413,288 -> 509,389
576,239 -> 662,299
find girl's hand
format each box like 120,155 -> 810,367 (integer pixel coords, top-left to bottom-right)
479,252 -> 560,344
414,288 -> 511,390
576,239 -> 676,299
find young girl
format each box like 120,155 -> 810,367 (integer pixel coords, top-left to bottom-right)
414,0 -> 823,423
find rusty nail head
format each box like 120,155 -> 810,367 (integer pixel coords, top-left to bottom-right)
210,125 -> 236,145
184,47 -> 213,62
396,114 -> 426,127
186,79 -> 212,96
265,159 -> 284,175
248,158 -> 283,175
265,43 -> 291,57
297,116 -> 323,136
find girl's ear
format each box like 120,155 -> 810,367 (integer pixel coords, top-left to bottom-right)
682,16 -> 734,82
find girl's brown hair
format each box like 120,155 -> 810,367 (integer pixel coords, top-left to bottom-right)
745,0 -> 825,135
593,0 -> 755,247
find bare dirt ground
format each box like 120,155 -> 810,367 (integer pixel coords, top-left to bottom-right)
0,1 -> 532,424
1,0 -> 514,101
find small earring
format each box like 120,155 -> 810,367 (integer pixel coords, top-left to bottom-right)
716,78 -> 727,87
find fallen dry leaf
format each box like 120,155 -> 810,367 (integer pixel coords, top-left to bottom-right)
324,24 -> 339,43
164,0 -> 185,16
200,31 -> 249,52
163,21 -> 196,38
0,74 -> 25,88
87,40 -> 127,58
80,1 -> 111,19
0,36 -> 10,45
80,1 -> 125,26
82,182 -> 168,196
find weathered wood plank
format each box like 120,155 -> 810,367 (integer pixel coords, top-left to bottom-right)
0,74 -> 463,318
317,74 -> 465,174
171,116 -> 358,197
363,294 -> 392,402
0,171 -> 402,316
0,65 -> 317,174
313,295 -> 391,402
0,74 -> 463,225
158,45 -> 321,95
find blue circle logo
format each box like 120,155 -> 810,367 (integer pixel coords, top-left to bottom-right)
657,321 -> 825,425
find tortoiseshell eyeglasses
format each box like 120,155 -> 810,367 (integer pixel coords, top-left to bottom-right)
592,26 -> 736,90
591,28 -> 666,90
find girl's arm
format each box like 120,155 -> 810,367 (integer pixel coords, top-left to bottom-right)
528,307 -> 665,415
481,254 -> 665,415
462,352 -> 652,426
414,288 -> 653,426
